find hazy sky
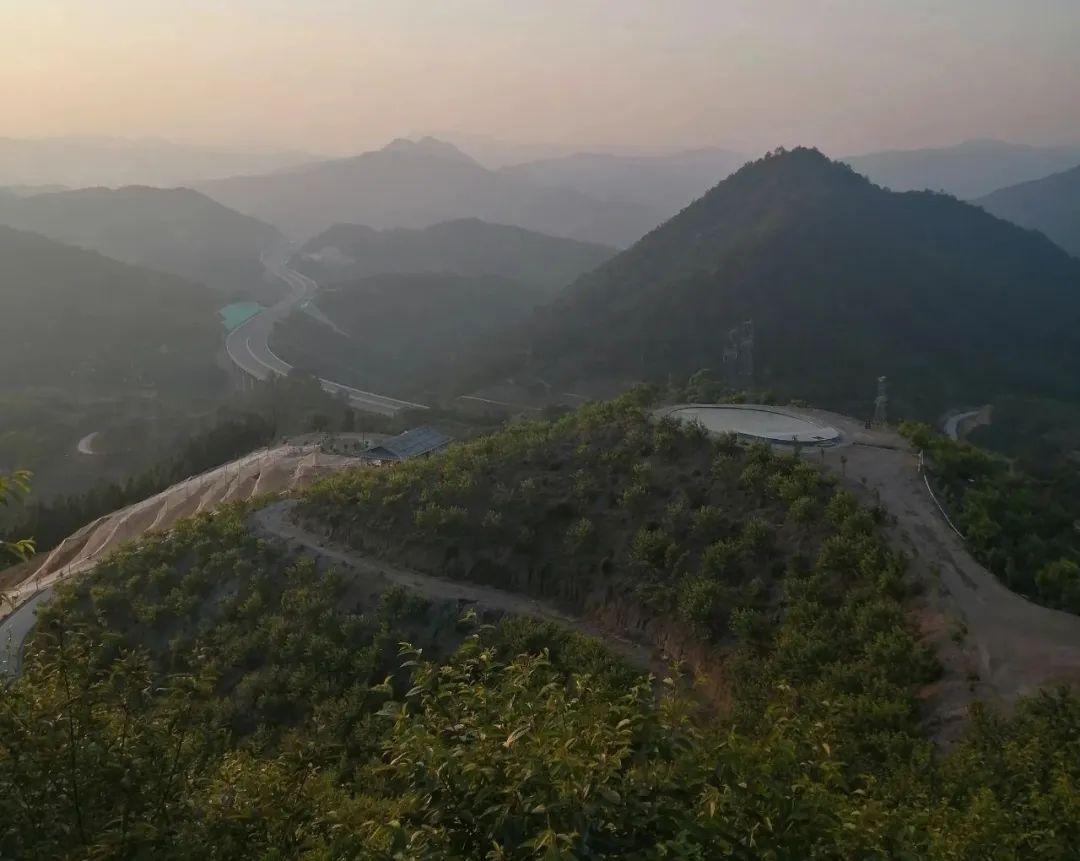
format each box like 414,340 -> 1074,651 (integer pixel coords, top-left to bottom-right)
3,0 -> 1079,157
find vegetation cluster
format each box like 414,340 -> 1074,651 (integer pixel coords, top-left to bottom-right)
497,148 -> 1080,420
2,394 -> 1079,857
903,422 -> 1080,614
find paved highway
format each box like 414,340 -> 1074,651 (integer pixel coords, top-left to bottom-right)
226,248 -> 427,417
0,588 -> 53,678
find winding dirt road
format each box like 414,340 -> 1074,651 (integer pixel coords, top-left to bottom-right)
253,500 -> 658,674
811,414 -> 1080,728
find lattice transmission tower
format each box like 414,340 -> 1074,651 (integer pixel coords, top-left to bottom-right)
722,319 -> 754,384
873,376 -> 888,426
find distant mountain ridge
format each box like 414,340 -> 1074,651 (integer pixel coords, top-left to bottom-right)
0,136 -> 315,188
977,164 -> 1080,258
843,139 -> 1080,199
500,147 -> 747,217
509,147 -> 1080,418
197,137 -> 662,246
0,186 -> 282,298
380,136 -> 481,165
293,218 -> 614,291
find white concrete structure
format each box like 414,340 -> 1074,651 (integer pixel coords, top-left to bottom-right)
660,404 -> 841,446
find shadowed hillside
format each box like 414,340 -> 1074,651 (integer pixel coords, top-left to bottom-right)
509,148 -> 1080,419
293,218 -> 614,291
272,272 -> 549,397
0,226 -> 225,495
978,163 -> 1080,258
0,226 -> 221,392
0,186 -> 282,298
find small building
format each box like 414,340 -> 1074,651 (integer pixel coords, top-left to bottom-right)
361,426 -> 450,463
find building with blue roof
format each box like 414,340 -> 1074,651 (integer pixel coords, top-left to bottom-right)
361,426 -> 450,462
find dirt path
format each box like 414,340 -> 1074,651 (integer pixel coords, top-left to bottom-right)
814,420 -> 1080,729
253,501 -> 659,674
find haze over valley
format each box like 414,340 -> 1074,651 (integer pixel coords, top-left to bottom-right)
3,2 -> 1080,856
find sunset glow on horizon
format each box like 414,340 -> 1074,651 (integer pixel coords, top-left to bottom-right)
3,0 -> 1079,157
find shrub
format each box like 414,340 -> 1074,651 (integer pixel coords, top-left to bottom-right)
789,495 -> 817,524
677,575 -> 724,628
826,489 -> 858,525
618,482 -> 648,511
565,517 -> 595,550
701,538 -> 742,580
691,505 -> 725,538
740,517 -> 773,555
413,502 -> 468,534
630,527 -> 673,570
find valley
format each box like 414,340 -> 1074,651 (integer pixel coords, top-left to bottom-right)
224,246 -> 429,415
3,14 -> 1080,848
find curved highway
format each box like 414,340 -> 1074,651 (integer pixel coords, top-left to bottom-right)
0,588 -> 53,678
226,248 -> 427,417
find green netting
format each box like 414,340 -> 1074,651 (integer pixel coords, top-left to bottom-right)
218,302 -> 263,331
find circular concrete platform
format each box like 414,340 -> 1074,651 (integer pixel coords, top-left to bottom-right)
663,404 -> 842,446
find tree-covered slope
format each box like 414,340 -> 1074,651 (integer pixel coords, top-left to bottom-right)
0,185 -> 282,298
0,226 -> 222,393
300,394 -> 852,653
4,398 -> 1080,857
271,272 -> 550,397
977,163 -> 1080,259
293,218 -> 614,291
518,148 -> 1080,418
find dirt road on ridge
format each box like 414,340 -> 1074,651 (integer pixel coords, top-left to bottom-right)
809,412 -> 1080,728
253,500 -> 659,675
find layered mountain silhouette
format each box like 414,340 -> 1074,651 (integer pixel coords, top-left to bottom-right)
500,148 -> 747,217
0,186 -> 282,298
977,164 -> 1080,259
512,148 -> 1080,418
197,138 -> 661,246
844,139 -> 1080,199
293,219 -> 614,291
0,136 -> 313,188
0,226 -> 221,393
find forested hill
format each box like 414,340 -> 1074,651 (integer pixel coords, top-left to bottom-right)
293,219 -> 615,291
272,272 -> 551,397
6,394 -> 1080,856
520,147 -> 1080,419
0,226 -> 221,393
977,163 -> 1080,259
0,186 -> 282,298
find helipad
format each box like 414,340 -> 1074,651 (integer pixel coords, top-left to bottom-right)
663,404 -> 841,446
